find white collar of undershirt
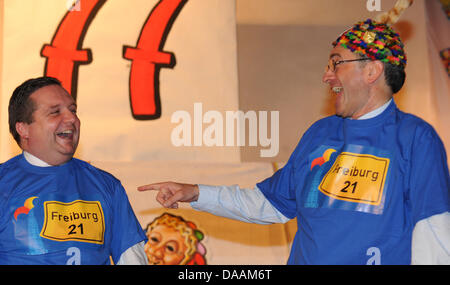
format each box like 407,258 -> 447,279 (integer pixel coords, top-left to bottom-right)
23,151 -> 52,167
356,99 -> 392,120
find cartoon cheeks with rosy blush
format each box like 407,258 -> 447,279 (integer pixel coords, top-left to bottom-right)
145,223 -> 188,265
144,213 -> 207,265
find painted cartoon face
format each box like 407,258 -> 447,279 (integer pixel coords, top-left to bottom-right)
145,224 -> 188,265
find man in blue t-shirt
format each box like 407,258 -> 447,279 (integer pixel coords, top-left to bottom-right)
138,18 -> 449,264
0,77 -> 147,264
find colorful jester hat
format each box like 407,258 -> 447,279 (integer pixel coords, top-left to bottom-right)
332,0 -> 414,68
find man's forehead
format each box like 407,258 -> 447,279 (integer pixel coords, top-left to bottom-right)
329,46 -> 354,59
30,85 -> 74,105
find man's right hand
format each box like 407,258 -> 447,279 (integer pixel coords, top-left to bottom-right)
137,182 -> 199,209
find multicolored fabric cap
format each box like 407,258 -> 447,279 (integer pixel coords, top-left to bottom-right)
332,19 -> 407,68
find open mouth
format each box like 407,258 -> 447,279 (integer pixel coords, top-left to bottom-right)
332,86 -> 343,94
56,130 -> 74,139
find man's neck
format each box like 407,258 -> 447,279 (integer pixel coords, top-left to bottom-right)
23,151 -> 52,167
356,99 -> 392,120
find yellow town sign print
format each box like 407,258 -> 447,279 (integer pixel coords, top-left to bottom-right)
319,152 -> 390,205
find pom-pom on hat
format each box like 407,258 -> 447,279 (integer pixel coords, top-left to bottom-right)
332,0 -> 413,68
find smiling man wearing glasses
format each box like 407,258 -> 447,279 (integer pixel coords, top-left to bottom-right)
139,17 -> 449,265
323,19 -> 407,121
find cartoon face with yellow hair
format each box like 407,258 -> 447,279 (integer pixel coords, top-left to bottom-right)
144,213 -> 206,265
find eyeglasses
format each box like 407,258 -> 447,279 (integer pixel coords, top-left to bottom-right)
325,58 -> 371,72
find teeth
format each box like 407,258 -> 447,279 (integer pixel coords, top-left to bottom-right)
57,130 -> 73,137
332,87 -> 343,93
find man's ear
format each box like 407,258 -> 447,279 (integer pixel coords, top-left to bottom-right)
16,122 -> 29,140
365,60 -> 384,84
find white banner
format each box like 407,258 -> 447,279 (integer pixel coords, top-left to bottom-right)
0,0 -> 240,163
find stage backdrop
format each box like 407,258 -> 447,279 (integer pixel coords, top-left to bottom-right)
0,0 -> 448,264
0,0 -> 241,162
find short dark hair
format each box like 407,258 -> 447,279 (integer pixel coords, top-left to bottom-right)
8,76 -> 62,146
383,63 -> 406,94
358,54 -> 405,94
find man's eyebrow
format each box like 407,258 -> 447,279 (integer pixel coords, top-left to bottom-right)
329,53 -> 342,59
48,104 -> 61,109
48,103 -> 77,109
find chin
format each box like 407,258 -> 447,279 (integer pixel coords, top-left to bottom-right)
57,144 -> 77,155
334,106 -> 344,117
53,152 -> 75,164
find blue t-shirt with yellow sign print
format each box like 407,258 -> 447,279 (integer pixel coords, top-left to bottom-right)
0,155 -> 146,265
257,101 -> 449,264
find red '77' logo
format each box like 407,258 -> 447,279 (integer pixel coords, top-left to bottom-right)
41,0 -> 187,120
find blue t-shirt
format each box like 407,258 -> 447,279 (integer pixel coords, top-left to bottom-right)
0,155 -> 146,265
258,101 -> 449,264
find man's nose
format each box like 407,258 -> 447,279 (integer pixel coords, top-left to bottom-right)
322,68 -> 336,84
63,109 -> 78,123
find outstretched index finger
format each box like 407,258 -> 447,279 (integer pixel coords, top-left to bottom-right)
137,182 -> 168,191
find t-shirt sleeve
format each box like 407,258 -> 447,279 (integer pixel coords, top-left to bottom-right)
408,125 -> 450,225
110,182 -> 147,263
257,161 -> 297,219
257,122 -> 320,220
